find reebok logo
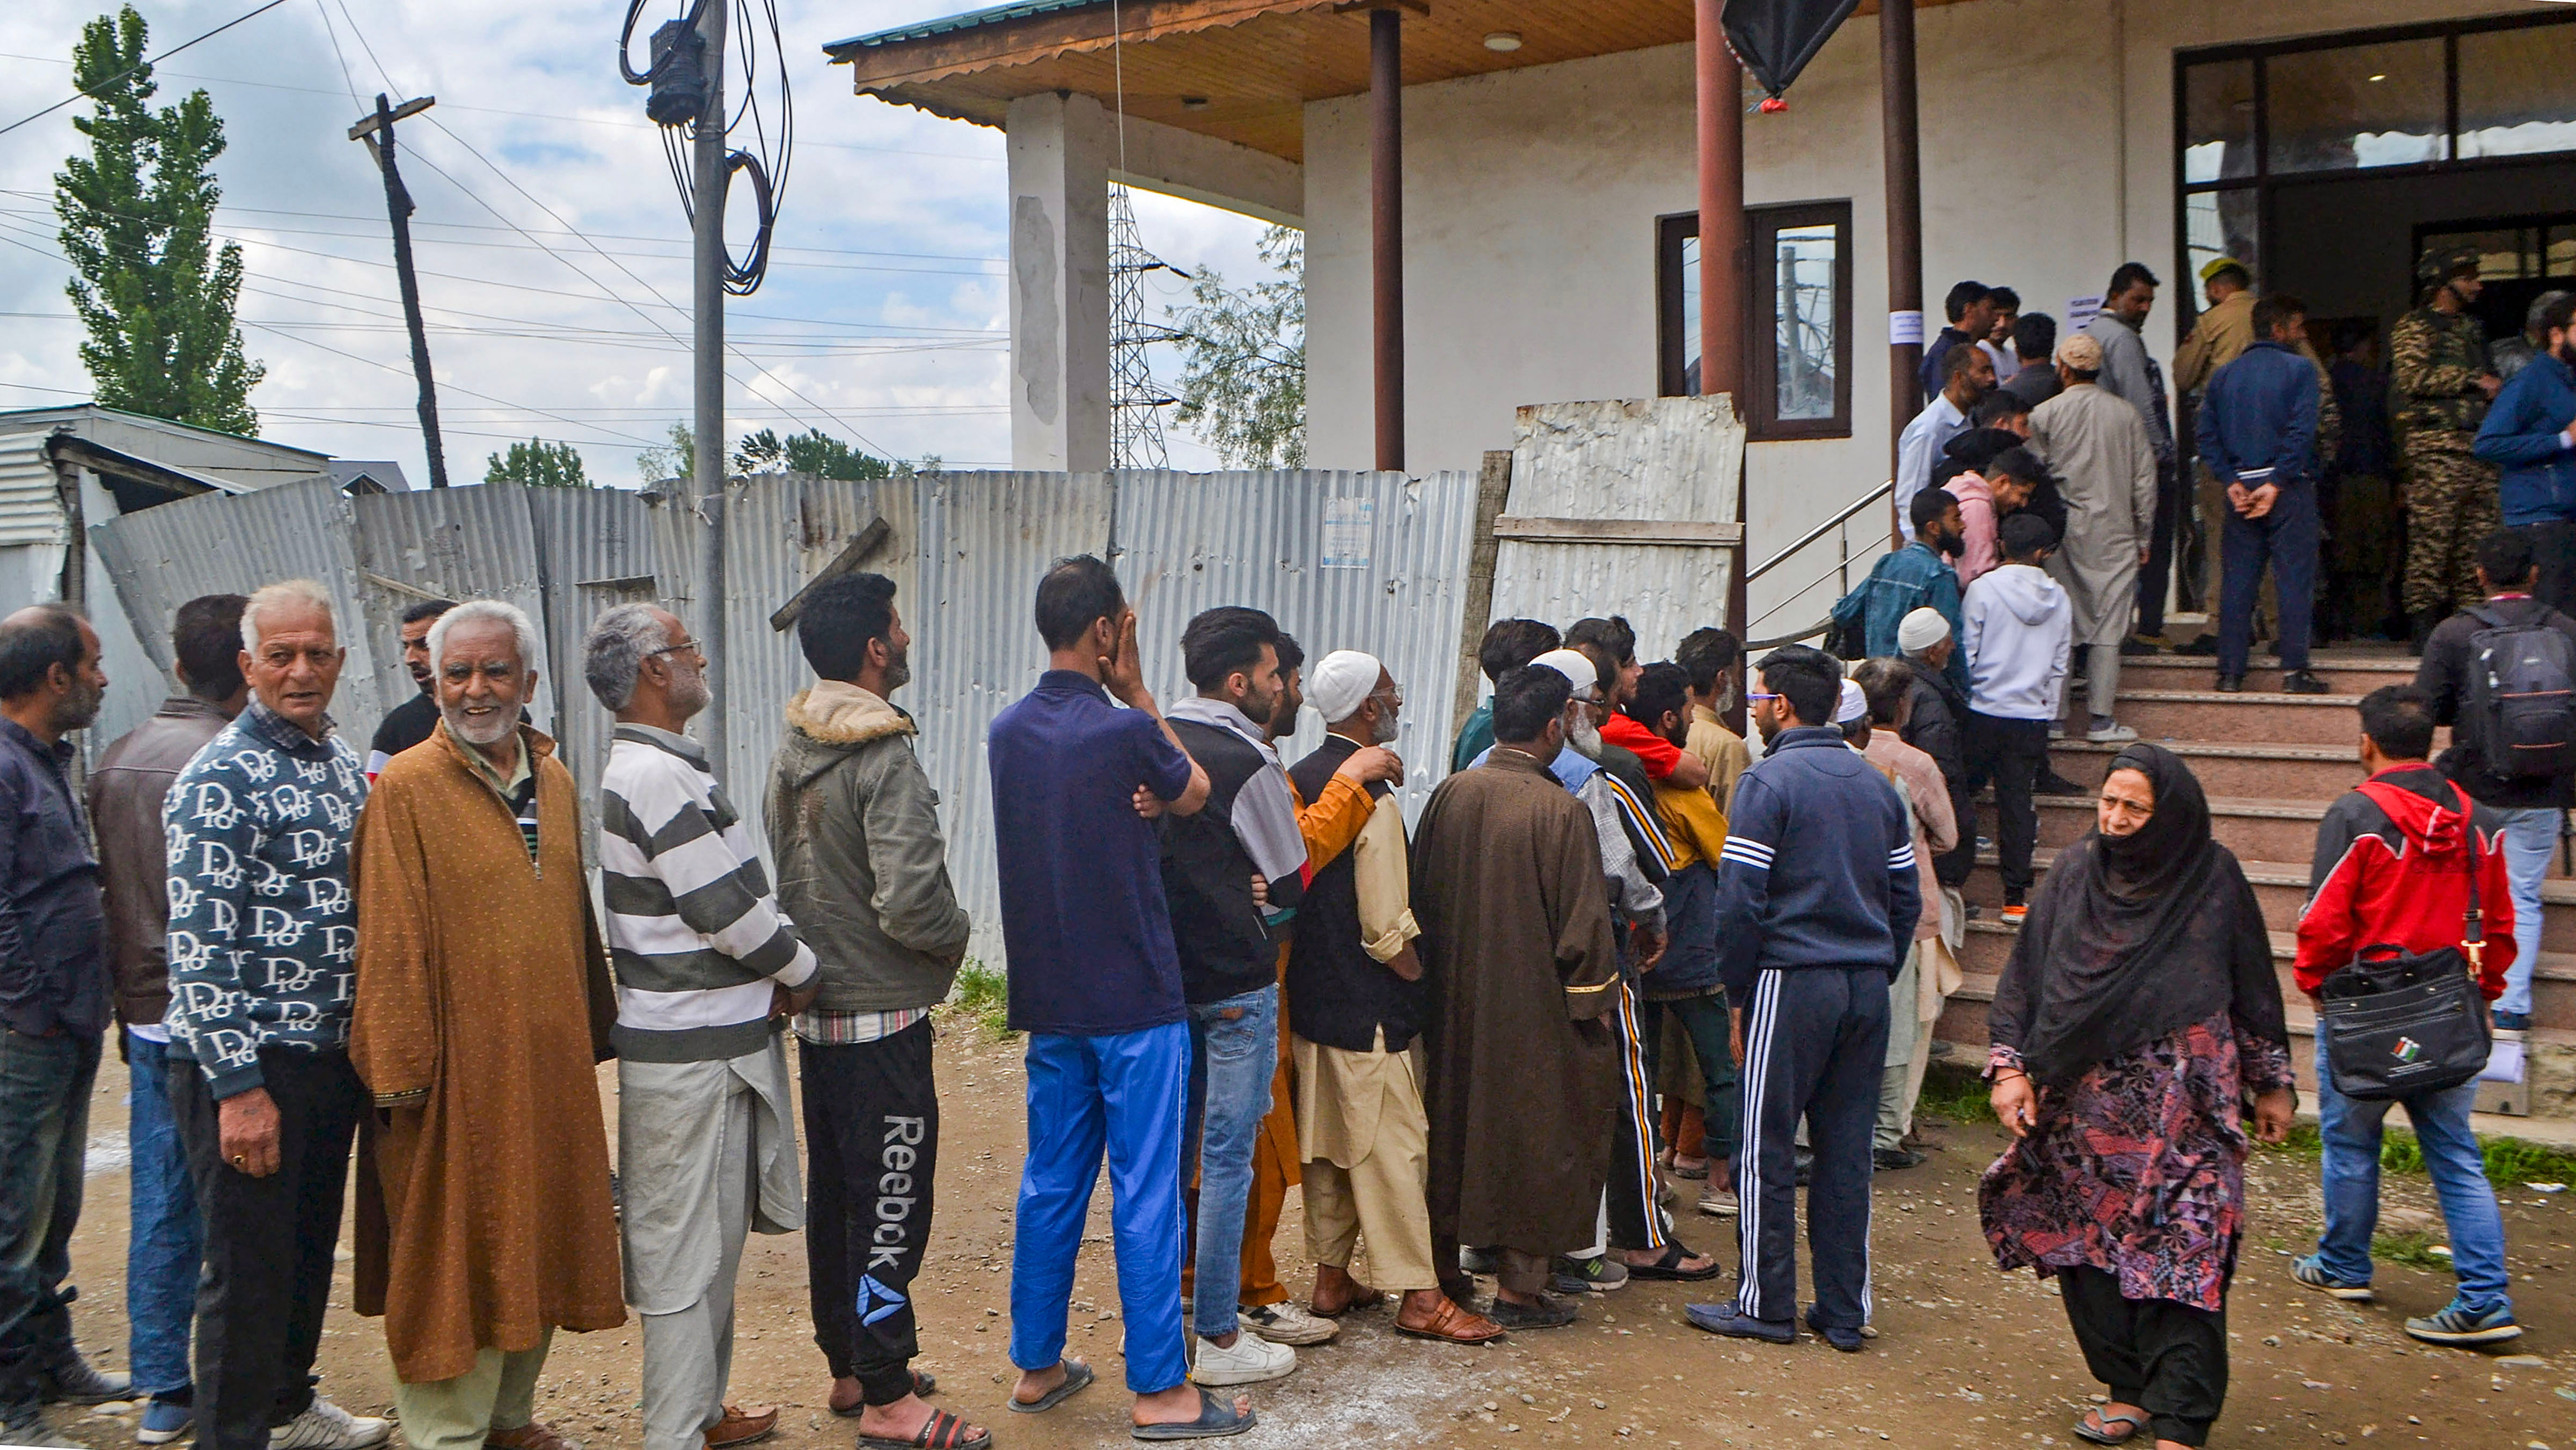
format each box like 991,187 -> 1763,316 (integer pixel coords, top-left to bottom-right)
868,1116 -> 926,1272
854,1275 -> 908,1327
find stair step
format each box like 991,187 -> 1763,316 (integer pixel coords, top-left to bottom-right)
2043,738 -> 2363,799
2031,792 -> 2326,861
2122,651 -> 2420,679
2107,690 -> 2372,746
1964,847 -> 2576,951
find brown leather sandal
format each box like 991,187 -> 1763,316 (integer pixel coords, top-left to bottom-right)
1393,1295 -> 1508,1344
485,1423 -> 580,1450
1311,1282 -> 1388,1318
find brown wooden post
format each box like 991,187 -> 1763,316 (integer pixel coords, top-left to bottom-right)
1881,0 -> 1923,545
1371,6 -> 1404,472
1697,0 -> 1751,721
1451,449 -> 1516,745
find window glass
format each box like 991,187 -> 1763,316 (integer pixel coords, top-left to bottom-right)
1768,224 -> 1838,421
2183,188 -> 2260,295
2549,228 -> 2576,278
2183,60 -> 2256,183
2458,24 -> 2576,160
2266,38 -> 2446,173
1679,232 -> 1701,390
2423,227 -> 2538,282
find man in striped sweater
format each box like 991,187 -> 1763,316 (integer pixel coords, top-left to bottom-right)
586,604 -> 818,1450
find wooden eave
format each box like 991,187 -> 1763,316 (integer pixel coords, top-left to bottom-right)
832,0 -> 1963,164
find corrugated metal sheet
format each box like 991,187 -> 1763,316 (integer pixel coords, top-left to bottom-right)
1113,468 -> 1480,829
718,472 -> 924,855
352,487 -> 558,736
89,477 -> 391,726
526,486 -> 683,807
1487,396 -> 1747,666
912,471 -> 1114,968
0,429 -> 67,548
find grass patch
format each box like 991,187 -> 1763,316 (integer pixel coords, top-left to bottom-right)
2372,1229 -> 2453,1270
943,960 -> 1015,1040
1915,1062 -> 2000,1125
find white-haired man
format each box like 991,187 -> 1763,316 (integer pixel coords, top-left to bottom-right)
163,580 -> 388,1450
350,599 -> 624,1450
1287,652 -> 1502,1346
587,603 -> 816,1450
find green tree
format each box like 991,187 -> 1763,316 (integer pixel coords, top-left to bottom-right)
485,438 -> 591,488
54,6 -> 262,435
732,427 -> 894,481
1170,225 -> 1305,469
636,421 -> 692,484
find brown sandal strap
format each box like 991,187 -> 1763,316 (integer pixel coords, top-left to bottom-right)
1396,1296 -> 1507,1343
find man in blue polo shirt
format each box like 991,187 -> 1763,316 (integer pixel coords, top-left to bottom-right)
991,556 -> 1268,1439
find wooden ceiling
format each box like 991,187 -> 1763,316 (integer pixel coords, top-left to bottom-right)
831,0 -> 1964,164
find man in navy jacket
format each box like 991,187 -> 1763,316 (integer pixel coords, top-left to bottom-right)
2197,295 -> 2325,695
2475,292 -> 2576,615
1685,645 -> 1914,1354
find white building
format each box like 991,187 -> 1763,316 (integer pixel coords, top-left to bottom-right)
829,0 -> 2576,635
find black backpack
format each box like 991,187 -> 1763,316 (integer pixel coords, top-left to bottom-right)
2464,605 -> 2576,780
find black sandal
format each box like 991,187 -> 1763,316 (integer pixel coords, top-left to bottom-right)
1132,1387 -> 1255,1441
858,1409 -> 989,1450
832,1370 -> 938,1416
1624,1242 -> 1722,1281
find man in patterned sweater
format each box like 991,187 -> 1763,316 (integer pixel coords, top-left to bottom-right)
587,604 -> 819,1450
164,580 -> 388,1450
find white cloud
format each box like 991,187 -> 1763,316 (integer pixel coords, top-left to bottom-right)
0,0 -> 1277,483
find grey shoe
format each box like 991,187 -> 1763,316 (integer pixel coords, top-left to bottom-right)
42,1357 -> 130,1406
4,1403 -> 85,1448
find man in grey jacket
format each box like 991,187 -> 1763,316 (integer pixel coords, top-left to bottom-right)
765,572 -> 978,1450
2086,262 -> 2183,647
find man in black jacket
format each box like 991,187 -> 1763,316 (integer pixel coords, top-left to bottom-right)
1160,607 -> 1308,1386
1287,652 -> 1502,1346
2412,529 -> 2576,1030
1896,609 -> 1978,888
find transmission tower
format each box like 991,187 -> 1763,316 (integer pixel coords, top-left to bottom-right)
1109,184 -> 1180,471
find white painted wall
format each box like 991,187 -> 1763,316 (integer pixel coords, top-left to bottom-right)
1300,0 -> 2538,642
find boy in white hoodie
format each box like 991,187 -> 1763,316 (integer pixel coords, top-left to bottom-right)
1961,512 -> 2072,925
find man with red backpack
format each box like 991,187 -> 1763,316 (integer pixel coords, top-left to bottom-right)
2292,685 -> 2519,1346
2413,528 -> 2576,1030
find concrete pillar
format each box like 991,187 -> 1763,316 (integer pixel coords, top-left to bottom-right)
1006,92 -> 1113,473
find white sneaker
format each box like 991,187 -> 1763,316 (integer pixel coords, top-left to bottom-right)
1189,1331 -> 1297,1386
1238,1302 -> 1338,1346
2086,721 -> 2138,744
269,1397 -> 392,1450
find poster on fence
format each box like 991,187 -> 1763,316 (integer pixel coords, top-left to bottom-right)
1321,496 -> 1374,569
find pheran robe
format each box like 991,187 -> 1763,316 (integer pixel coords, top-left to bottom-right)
2029,382 -> 2159,649
1410,746 -> 1621,1254
349,722 -> 625,1383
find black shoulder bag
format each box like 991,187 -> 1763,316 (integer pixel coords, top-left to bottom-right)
2316,785 -> 2495,1101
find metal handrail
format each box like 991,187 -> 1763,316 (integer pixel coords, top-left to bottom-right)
1745,478 -> 1894,582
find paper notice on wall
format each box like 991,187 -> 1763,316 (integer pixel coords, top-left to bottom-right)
1887,310 -> 1925,346
2067,295 -> 2105,331
1321,496 -> 1374,569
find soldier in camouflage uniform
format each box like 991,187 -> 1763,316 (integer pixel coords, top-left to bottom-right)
2394,245 -> 2505,638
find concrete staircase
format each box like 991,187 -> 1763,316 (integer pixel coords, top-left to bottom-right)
1929,646 -> 2576,1123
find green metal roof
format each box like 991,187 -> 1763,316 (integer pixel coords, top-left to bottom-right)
822,0 -> 1106,58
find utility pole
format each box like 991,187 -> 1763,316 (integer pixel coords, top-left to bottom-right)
348,93 -> 448,488
690,0 -> 729,768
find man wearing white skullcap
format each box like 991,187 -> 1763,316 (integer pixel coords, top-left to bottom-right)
1281,657 -> 1501,1344
1896,606 -> 1950,655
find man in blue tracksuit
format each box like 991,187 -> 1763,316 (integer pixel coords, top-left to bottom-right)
1685,645 -> 1915,1353
2475,292 -> 2576,614
2196,294 -> 2324,694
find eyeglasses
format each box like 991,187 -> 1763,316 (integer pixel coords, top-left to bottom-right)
1745,691 -> 1782,702
648,639 -> 704,660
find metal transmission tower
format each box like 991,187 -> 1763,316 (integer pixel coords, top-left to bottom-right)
1108,184 -> 1180,471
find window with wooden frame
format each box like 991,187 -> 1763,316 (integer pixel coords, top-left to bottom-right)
1658,201 -> 1854,440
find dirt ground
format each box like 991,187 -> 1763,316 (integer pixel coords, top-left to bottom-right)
39,1022 -> 2576,1450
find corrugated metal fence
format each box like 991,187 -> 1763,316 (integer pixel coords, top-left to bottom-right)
90,468 -> 1498,964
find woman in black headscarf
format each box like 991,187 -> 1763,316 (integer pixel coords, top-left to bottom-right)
1979,743 -> 2293,1450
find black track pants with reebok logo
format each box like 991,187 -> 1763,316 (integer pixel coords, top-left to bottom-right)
1732,965 -> 1889,1331
801,1019 -> 939,1407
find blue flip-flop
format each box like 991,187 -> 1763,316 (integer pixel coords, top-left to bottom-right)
1006,1360 -> 1095,1415
1132,1387 -> 1255,1441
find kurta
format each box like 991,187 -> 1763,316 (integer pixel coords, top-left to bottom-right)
349,723 -> 625,1383
2030,382 -> 2160,648
1411,748 -> 1621,1254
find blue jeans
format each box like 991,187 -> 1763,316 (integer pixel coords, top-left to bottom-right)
0,1027 -> 100,1413
1182,985 -> 1278,1340
126,1032 -> 201,1400
1010,1023 -> 1189,1395
2312,1034 -> 2512,1318
2494,806 -> 2557,1019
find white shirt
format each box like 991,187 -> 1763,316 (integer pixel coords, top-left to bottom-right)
1895,395 -> 1971,541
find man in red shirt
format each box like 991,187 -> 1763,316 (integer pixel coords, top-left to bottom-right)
1565,618 -> 1710,792
2291,684 -> 2521,1348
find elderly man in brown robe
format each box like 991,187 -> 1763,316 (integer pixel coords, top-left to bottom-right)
350,599 -> 624,1450
1413,663 -> 1621,1333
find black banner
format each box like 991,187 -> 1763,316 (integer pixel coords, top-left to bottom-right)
1722,0 -> 1862,98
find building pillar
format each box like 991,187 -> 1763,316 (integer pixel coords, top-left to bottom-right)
1006,91 -> 1113,473
1880,0 -> 1923,540
1370,8 -> 1404,473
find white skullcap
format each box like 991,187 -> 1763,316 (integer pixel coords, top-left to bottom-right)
1529,648 -> 1597,694
1308,650 -> 1384,724
1897,606 -> 1952,654
1836,677 -> 1869,725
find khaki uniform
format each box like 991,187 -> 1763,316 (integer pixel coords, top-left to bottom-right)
2391,306 -> 2500,613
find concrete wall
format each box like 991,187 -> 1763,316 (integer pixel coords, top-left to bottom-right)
1299,0 -> 2538,638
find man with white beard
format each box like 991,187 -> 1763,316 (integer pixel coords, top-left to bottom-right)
587,605 -> 818,1450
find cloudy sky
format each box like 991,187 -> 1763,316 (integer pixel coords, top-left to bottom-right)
0,0 -> 1274,485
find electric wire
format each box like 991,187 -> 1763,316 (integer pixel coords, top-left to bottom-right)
0,0 -> 289,138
